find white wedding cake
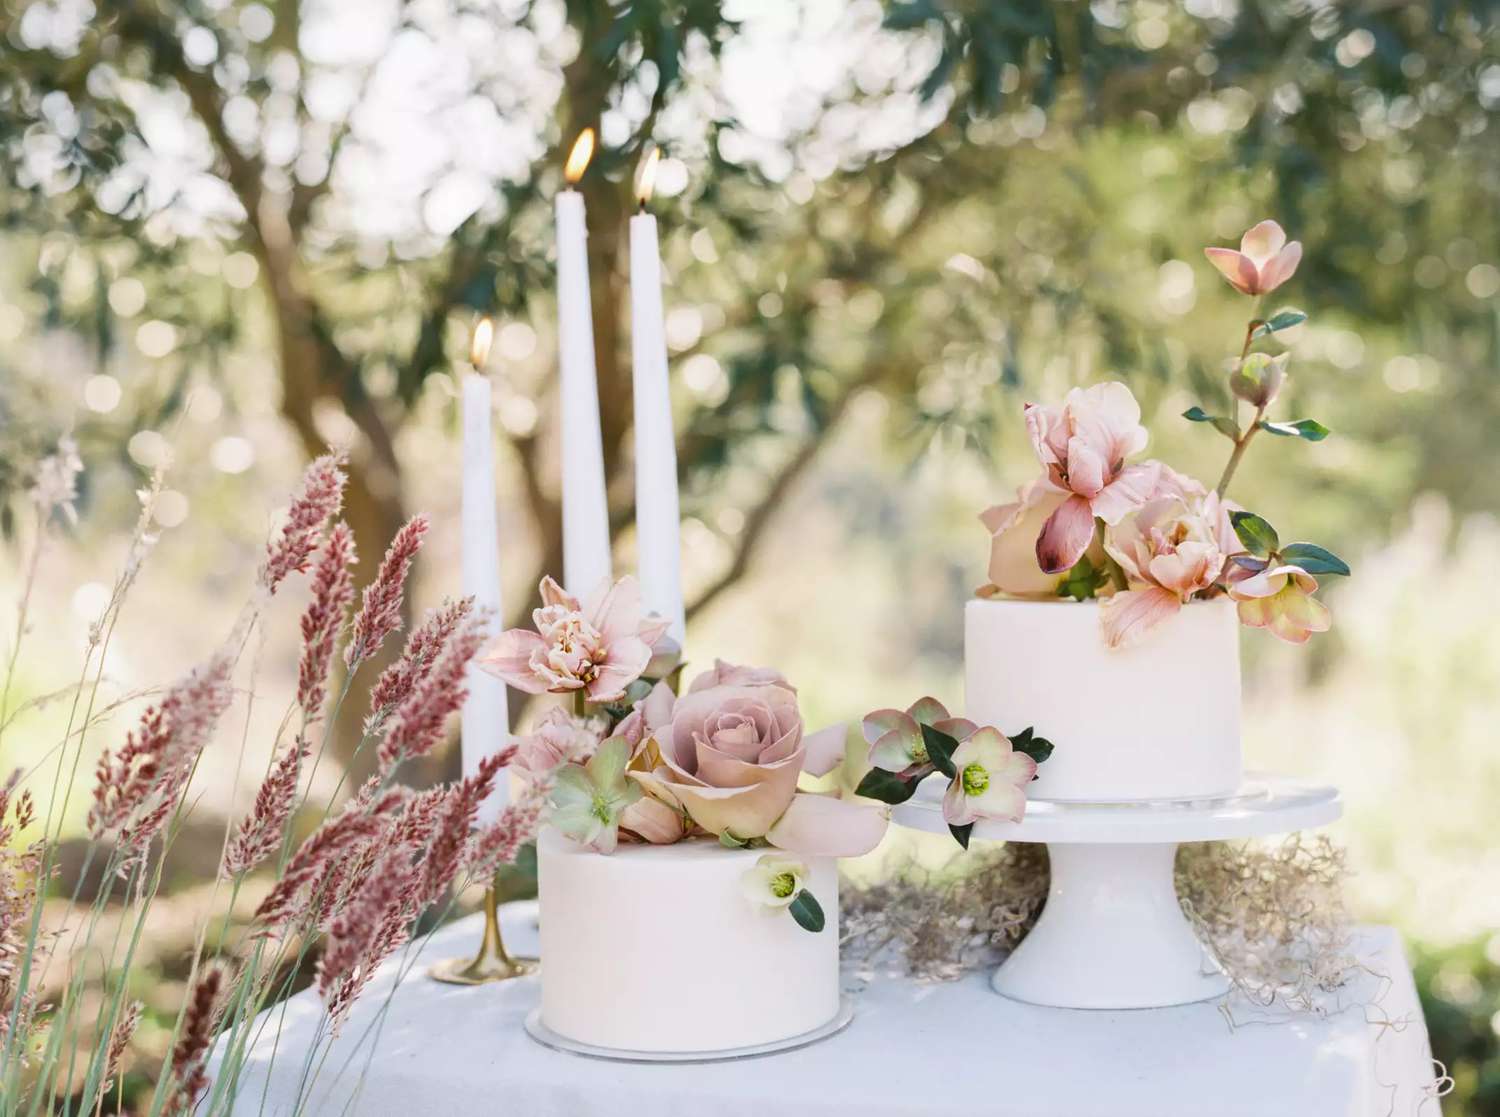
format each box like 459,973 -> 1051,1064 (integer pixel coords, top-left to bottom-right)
537,829 -> 842,1054
965,598 -> 1242,802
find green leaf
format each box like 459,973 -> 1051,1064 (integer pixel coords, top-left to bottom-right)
921,723 -> 960,779
1259,418 -> 1329,441
1010,728 -> 1054,766
1183,406 -> 1239,439
854,766 -> 925,805
949,823 -> 974,850
1252,308 -> 1308,337
788,889 -> 826,933
719,830 -> 748,849
1278,543 -> 1351,577
1230,511 -> 1280,557
1057,556 -> 1108,601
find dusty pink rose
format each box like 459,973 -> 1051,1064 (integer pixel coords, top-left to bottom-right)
511,708 -> 606,782
479,575 -> 669,703
1228,563 -> 1331,645
1204,219 -> 1303,297
628,667 -> 885,856
1023,382 -> 1161,574
1098,489 -> 1236,650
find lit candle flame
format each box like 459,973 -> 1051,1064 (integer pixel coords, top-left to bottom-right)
564,129 -> 596,185
470,317 -> 494,368
634,146 -> 661,208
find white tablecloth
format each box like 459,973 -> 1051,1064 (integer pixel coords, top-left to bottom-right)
219,906 -> 1443,1116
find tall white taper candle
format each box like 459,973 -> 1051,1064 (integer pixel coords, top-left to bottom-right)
461,321 -> 508,822
555,129 -> 612,598
629,149 -> 685,646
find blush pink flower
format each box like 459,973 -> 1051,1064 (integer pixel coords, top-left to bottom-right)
1228,563 -> 1332,644
1099,490 -> 1237,650
979,480 -> 1073,596
1023,382 -> 1160,574
1204,219 -> 1303,297
511,708 -> 606,782
942,727 -> 1037,827
479,575 -> 668,703
626,666 -> 885,856
863,697 -> 975,777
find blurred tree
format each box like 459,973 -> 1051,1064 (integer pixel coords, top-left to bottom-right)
0,0 -> 1495,778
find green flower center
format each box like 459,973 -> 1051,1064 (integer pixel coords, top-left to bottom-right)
962,764 -> 989,796
910,739 -> 929,765
770,872 -> 797,899
590,793 -> 614,823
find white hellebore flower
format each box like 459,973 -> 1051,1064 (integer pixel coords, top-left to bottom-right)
941,727 -> 1037,827
740,854 -> 810,911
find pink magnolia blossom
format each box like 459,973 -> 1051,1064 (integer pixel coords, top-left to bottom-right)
478,575 -> 669,703
1099,489 -> 1237,650
1204,219 -> 1303,297
1023,382 -> 1160,574
1229,563 -> 1331,644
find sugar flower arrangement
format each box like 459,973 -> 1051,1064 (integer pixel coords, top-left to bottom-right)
980,219 -> 1351,649
480,576 -> 889,932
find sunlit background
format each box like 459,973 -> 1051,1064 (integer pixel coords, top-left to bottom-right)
2,0 -> 1498,1109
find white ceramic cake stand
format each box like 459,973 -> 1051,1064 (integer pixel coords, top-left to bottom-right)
891,772 -> 1341,1010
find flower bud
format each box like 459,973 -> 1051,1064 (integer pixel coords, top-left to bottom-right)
1230,352 -> 1289,409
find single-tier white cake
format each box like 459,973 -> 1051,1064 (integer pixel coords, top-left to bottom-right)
965,597 -> 1241,801
537,829 -> 840,1053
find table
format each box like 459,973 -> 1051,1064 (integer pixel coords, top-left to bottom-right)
218,905 -> 1444,1117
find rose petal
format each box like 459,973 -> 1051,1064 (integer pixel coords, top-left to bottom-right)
767,792 -> 889,858
619,796 -> 686,844
665,767 -> 802,841
1098,586 -> 1183,650
801,724 -> 848,778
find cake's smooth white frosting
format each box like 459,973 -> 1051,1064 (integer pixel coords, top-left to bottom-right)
537,829 -> 840,1053
965,597 -> 1242,801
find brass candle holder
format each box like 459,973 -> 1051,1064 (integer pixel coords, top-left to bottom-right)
428,869 -> 538,985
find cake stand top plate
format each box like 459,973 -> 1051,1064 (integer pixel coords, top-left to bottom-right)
892,772 -> 1341,844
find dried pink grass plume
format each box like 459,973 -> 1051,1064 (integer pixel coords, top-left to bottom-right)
317,848 -> 420,1029
418,750 -> 512,905
259,451 -> 347,595
364,597 -> 475,734
164,962 -> 228,1116
345,515 -> 429,667
464,788 -> 545,878
253,787 -> 404,932
296,522 -> 357,722
223,736 -> 311,877
101,999 -> 143,1096
89,650 -> 236,862
0,773 -> 46,1045
376,613 -> 487,775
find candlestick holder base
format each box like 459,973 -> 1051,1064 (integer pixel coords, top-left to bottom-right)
428,883 -> 537,986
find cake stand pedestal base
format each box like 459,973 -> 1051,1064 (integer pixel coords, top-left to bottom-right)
893,774 -> 1342,1010
992,842 -> 1225,1009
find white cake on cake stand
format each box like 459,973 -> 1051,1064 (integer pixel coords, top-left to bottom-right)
893,773 -> 1341,1009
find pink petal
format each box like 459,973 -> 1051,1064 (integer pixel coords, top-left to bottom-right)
972,781 -> 1027,823
941,778 -> 976,827
1036,494 -> 1096,575
861,708 -> 914,747
1204,247 -> 1256,295
1239,219 -> 1287,263
869,729 -> 918,772
1258,241 -> 1302,294
1023,402 -> 1062,468
905,696 -> 950,726
619,796 -> 686,844
801,723 -> 848,778
585,636 -> 652,701
931,717 -> 979,742
994,751 -> 1038,786
767,793 -> 889,858
1098,586 -> 1182,650
1064,436 -> 1106,497
476,630 -> 549,693
1090,462 -> 1161,525
587,575 -> 646,644
538,575 -> 579,611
